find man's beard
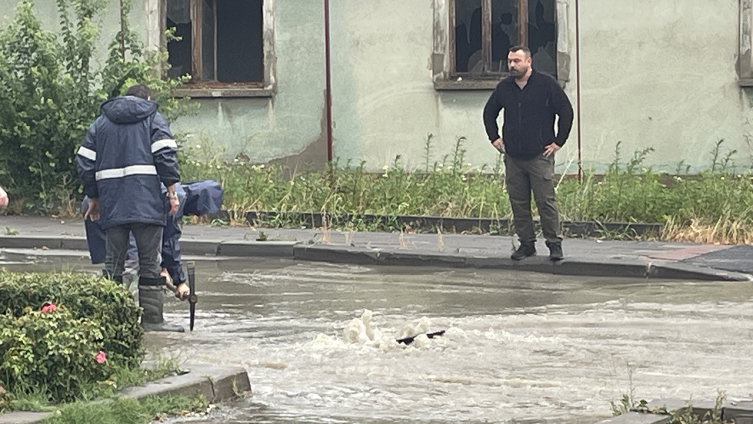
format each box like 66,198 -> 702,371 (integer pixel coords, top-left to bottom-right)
510,66 -> 527,77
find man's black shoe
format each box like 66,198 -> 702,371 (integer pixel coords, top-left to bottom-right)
546,241 -> 564,261
511,242 -> 536,260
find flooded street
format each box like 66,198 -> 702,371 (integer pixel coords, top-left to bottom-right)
5,256 -> 753,423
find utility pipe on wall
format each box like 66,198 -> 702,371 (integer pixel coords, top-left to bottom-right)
574,0 -> 583,183
324,0 -> 334,163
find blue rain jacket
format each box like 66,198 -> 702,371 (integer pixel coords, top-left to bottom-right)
76,96 -> 180,230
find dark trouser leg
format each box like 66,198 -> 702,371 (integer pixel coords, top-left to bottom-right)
132,223 -> 184,332
105,225 -> 131,281
130,223 -> 162,281
528,155 -> 562,244
505,154 -> 536,243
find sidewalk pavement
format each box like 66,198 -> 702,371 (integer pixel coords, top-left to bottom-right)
1,216 -> 752,281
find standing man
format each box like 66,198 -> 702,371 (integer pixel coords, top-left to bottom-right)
76,83 -> 187,332
483,46 -> 574,261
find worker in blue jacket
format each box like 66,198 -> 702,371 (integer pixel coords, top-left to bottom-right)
76,83 -> 185,332
82,180 -> 224,291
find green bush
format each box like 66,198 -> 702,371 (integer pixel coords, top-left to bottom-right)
0,306 -> 109,403
0,271 -> 143,402
0,0 -> 193,213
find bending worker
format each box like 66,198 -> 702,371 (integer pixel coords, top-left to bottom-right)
82,180 -> 223,293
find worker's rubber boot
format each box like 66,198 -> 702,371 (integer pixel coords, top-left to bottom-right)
138,277 -> 184,333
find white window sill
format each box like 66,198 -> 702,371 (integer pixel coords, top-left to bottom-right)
433,79 -> 500,91
173,87 -> 274,98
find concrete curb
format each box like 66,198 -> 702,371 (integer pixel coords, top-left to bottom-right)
595,397 -> 753,424
0,364 -> 251,424
2,235 -> 751,281
0,412 -> 53,424
120,363 -> 251,402
595,413 -> 671,424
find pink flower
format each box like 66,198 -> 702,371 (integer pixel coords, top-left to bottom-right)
41,303 -> 57,313
96,351 -> 106,364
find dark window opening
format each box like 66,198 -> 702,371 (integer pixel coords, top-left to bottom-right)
452,0 -> 556,78
166,0 -> 265,84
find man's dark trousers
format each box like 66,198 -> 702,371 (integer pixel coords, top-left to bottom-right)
504,153 -> 562,244
105,223 -> 162,282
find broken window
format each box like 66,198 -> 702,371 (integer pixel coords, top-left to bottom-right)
452,0 -> 557,78
166,0 -> 265,84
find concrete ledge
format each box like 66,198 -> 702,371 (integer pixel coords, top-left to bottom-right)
0,364 -> 250,424
218,241 -> 296,257
554,259 -> 650,278
0,412 -> 53,424
595,412 -> 671,424
293,245 -> 382,265
380,251 -> 468,268
180,240 -> 221,256
0,236 -> 63,250
120,363 -> 251,403
59,236 -> 89,251
648,263 -> 753,282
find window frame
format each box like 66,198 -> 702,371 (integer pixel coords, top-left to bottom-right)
434,0 -> 570,90
147,0 -> 276,98
741,0 -> 753,86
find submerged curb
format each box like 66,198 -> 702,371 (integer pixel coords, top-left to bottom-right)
0,364 -> 250,424
0,235 -> 750,281
595,398 -> 753,424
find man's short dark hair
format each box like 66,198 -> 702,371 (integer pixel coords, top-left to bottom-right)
124,84 -> 152,100
509,46 -> 532,58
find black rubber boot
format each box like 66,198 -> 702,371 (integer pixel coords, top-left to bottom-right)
138,285 -> 184,333
546,241 -> 564,261
511,242 -> 537,260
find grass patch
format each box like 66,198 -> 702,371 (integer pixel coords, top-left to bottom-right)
40,395 -> 209,424
180,137 -> 753,243
1,358 -> 184,413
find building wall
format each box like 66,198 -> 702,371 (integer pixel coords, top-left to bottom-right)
2,0 -> 751,173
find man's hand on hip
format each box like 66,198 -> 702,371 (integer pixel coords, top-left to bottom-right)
543,142 -> 560,157
492,138 -> 505,154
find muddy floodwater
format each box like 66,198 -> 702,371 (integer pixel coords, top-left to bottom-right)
5,256 -> 753,423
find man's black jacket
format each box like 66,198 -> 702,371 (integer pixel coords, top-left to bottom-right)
483,70 -> 574,160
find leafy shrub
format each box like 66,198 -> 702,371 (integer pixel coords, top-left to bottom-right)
0,271 -> 143,402
0,306 -> 110,403
0,0 -> 193,213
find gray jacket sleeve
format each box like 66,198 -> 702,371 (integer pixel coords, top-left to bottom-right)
150,112 -> 180,186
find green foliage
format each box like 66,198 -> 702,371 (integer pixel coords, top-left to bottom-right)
0,0 -> 193,213
40,394 -> 209,424
0,271 -> 143,403
179,135 -> 510,229
0,306 -> 109,403
181,136 -> 753,240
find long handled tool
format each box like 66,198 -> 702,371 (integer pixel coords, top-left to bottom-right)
396,330 -> 445,345
187,262 -> 198,331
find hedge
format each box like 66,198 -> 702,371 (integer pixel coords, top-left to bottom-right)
0,271 -> 143,402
